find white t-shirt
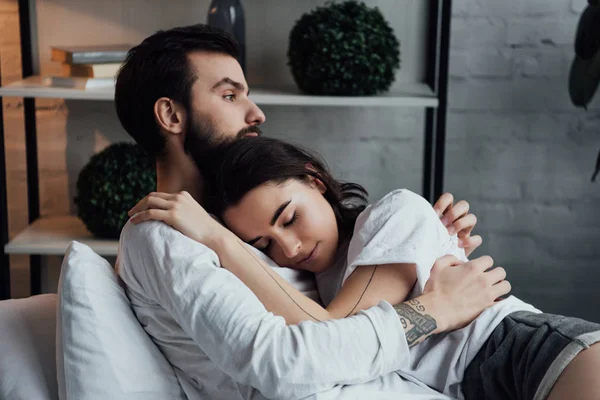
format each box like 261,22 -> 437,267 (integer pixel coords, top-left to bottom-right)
117,219 -> 454,400
316,189 -> 541,399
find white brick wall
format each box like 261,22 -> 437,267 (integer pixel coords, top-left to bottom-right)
447,1 -> 600,321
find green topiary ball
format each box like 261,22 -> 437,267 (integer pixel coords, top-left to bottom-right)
75,142 -> 156,239
287,0 -> 401,96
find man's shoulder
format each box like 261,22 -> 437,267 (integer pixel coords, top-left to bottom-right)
120,219 -> 177,248
118,220 -> 179,275
119,219 -> 219,265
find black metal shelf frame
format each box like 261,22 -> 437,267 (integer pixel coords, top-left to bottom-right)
0,0 -> 452,299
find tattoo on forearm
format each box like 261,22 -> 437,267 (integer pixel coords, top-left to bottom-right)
400,317 -> 408,329
393,299 -> 437,347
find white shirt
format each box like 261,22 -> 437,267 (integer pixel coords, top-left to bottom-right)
117,219 -> 453,400
316,189 -> 541,399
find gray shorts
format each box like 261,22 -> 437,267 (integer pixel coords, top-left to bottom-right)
462,311 -> 600,400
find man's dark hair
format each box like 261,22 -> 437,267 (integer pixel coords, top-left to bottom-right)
114,24 -> 239,157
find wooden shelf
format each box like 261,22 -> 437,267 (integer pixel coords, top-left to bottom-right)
5,216 -> 118,256
0,76 -> 439,107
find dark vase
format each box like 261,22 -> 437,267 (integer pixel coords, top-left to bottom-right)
207,0 -> 246,73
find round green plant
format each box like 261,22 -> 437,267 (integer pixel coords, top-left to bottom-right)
287,0 -> 401,96
75,142 -> 156,238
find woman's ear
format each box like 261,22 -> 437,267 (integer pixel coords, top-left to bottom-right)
314,177 -> 327,194
154,97 -> 185,136
307,175 -> 327,194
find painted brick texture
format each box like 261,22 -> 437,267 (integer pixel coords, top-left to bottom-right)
448,0 -> 600,321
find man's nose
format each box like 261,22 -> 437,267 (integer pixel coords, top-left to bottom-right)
247,100 -> 266,125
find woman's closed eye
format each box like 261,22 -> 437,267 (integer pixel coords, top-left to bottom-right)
284,211 -> 299,227
255,212 -> 298,251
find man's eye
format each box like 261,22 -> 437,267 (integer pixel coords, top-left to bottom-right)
224,94 -> 236,101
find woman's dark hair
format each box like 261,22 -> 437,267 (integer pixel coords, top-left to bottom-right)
204,137 -> 369,242
114,24 -> 238,157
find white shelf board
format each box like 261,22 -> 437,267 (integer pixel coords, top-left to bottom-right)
5,215 -> 118,256
0,76 -> 439,107
251,83 -> 438,107
0,77 -> 115,100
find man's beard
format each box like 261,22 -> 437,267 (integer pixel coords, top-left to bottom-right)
183,114 -> 261,177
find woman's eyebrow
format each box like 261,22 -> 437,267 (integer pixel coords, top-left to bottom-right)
270,200 -> 292,226
245,200 -> 292,245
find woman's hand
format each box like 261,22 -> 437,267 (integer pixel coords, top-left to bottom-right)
128,191 -> 228,248
433,192 -> 482,257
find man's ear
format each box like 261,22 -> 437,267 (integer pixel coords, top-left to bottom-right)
154,97 -> 185,136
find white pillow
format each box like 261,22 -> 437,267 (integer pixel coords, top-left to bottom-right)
57,241 -> 185,400
0,294 -> 59,400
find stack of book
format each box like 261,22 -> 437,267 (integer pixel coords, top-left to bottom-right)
43,44 -> 132,90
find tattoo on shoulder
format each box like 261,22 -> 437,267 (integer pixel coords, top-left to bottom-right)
393,300 -> 437,347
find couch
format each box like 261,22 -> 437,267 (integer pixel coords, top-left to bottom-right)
0,242 -> 186,400
0,293 -> 59,400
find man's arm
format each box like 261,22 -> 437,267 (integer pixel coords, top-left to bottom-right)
118,220 -> 410,400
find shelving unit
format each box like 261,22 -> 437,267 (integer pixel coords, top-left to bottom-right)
4,216 -> 118,256
0,0 -> 452,299
0,77 -> 439,107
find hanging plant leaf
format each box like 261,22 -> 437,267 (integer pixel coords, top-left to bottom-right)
569,50 -> 600,108
575,5 -> 600,60
592,148 -> 600,182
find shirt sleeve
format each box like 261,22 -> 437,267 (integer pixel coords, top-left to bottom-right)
345,189 -> 468,293
117,220 -> 411,400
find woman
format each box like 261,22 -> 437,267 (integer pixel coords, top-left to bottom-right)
129,137 -> 600,400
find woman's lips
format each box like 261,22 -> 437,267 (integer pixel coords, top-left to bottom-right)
298,243 -> 319,267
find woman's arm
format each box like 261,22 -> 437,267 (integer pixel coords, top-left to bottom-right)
325,264 -> 417,320
212,231 -> 333,325
212,232 -> 443,347
217,234 -> 428,343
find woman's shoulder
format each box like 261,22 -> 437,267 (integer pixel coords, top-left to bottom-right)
355,189 -> 434,229
375,188 -> 431,208
344,189 -> 446,283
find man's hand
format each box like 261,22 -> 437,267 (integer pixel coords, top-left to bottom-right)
433,192 -> 482,257
421,255 -> 510,332
392,255 -> 510,346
